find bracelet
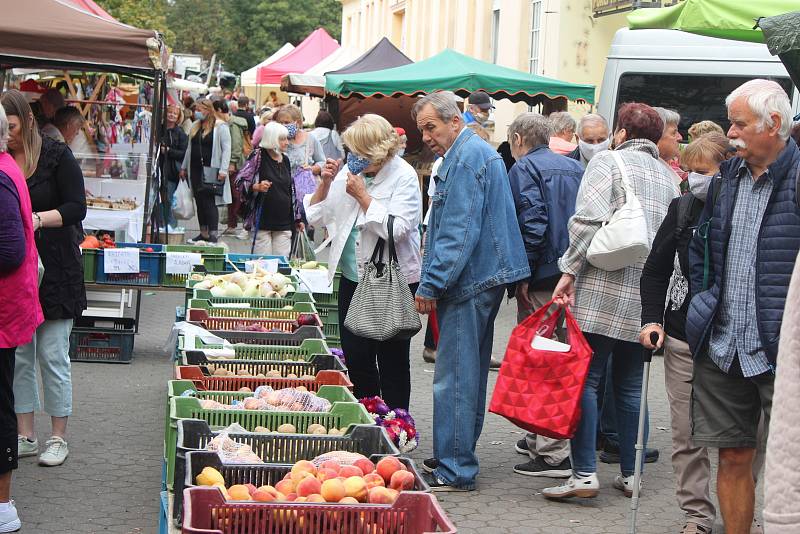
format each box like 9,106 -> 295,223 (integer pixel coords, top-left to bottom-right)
640,322 -> 662,331
33,212 -> 42,229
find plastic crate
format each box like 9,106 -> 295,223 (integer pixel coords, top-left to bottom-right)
185,325 -> 325,347
183,276 -> 308,310
187,308 -> 322,333
158,490 -> 169,534
182,486 -> 457,534
316,304 -> 340,340
293,261 -> 342,307
224,253 -> 290,273
162,244 -> 225,287
165,397 -> 372,491
81,248 -> 96,283
175,366 -> 352,392
181,352 -> 347,376
187,299 -> 318,321
69,317 -> 135,363
95,242 -> 162,286
179,337 -> 331,358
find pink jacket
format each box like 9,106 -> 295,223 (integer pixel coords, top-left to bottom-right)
0,152 -> 43,348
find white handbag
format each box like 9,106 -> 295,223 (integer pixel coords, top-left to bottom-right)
585,151 -> 651,271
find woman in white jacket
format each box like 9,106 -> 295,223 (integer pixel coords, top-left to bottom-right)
179,98 -> 231,243
306,114 -> 421,410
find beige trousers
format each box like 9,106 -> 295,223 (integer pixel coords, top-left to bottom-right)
253,230 -> 292,257
517,286 -> 570,465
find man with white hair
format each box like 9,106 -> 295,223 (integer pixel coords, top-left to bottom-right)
686,78 -> 800,534
567,113 -> 610,167
548,111 -> 577,155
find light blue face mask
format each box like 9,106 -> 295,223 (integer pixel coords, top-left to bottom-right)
194,111 -> 205,121
285,123 -> 298,139
347,152 -> 371,175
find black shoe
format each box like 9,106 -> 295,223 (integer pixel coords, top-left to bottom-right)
422,472 -> 473,492
513,456 -> 572,478
599,445 -> 660,464
422,348 -> 436,363
489,357 -> 502,370
206,235 -> 218,243
515,438 -> 529,455
187,234 -> 204,244
422,458 -> 439,474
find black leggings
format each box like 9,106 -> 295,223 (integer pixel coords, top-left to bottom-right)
338,277 -> 416,410
194,189 -> 219,234
0,347 -> 17,474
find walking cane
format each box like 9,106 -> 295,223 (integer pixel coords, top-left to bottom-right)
629,331 -> 661,534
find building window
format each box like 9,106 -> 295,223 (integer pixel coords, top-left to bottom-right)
529,0 -> 542,74
490,7 -> 500,64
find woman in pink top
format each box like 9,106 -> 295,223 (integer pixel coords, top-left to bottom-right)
0,103 -> 43,533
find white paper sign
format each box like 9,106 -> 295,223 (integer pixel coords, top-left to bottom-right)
245,259 -> 279,273
166,252 -> 203,274
103,247 -> 140,274
297,269 -> 333,294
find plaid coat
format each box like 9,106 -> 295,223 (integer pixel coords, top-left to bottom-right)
558,140 -> 679,342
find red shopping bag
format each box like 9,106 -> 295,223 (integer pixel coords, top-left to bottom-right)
489,299 -> 593,439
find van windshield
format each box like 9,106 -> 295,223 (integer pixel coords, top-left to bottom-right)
615,73 -> 794,138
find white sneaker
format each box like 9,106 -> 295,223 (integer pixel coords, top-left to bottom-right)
613,474 -> 641,498
16,436 -> 37,458
38,437 -> 68,466
542,472 -> 599,499
0,500 -> 21,533
234,229 -> 249,240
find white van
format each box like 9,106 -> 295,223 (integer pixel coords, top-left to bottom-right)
597,28 -> 799,135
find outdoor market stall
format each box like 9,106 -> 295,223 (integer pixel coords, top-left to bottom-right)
239,42 -> 294,106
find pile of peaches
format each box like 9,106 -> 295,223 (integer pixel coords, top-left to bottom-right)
195,456 -> 415,505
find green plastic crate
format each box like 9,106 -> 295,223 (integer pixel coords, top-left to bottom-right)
81,249 -> 97,283
186,299 -> 318,321
292,261 -> 342,306
178,337 -> 330,357
181,352 -> 347,375
164,397 -> 372,490
183,276 -> 307,309
316,304 -> 340,339
162,245 -> 225,287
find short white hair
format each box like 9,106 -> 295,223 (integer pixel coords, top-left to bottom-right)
578,113 -> 609,137
260,121 -> 288,151
652,107 -> 680,133
549,111 -> 576,135
726,79 -> 793,141
0,104 -> 7,153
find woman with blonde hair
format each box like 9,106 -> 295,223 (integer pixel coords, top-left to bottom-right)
246,121 -> 303,256
180,98 -> 231,243
306,114 -> 422,409
1,89 -> 86,468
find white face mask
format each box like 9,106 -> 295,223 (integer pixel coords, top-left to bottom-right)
578,138 -> 610,162
688,171 -> 714,201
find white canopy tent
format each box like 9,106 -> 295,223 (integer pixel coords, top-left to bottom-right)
240,42 -> 294,86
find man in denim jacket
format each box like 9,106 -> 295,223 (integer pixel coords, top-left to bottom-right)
413,92 -> 530,491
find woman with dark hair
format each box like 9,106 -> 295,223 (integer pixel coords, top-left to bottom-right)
310,110 -> 344,161
543,102 -> 679,500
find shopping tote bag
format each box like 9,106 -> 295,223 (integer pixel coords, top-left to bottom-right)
489,300 -> 593,439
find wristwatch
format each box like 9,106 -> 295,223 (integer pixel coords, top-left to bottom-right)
33,212 -> 42,230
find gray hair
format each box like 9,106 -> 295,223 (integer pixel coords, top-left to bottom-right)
508,112 -> 553,149
652,107 -> 680,133
260,121 -> 288,151
549,111 -> 576,136
726,78 -> 793,141
0,104 -> 7,153
412,91 -> 462,123
577,113 -> 609,137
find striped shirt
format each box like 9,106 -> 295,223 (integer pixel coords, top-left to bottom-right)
707,161 -> 774,377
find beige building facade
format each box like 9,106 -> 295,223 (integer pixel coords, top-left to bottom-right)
338,0 -> 629,141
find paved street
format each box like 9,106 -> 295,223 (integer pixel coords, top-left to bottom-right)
11,232 -> 763,533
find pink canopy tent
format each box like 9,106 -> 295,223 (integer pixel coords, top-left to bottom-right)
63,0 -> 116,21
256,28 -> 339,85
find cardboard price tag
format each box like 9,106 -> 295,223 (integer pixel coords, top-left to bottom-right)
165,252 -> 203,274
297,268 -> 333,294
103,247 -> 140,274
244,258 -> 279,273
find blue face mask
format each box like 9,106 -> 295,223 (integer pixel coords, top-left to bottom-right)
285,123 -> 298,139
194,111 -> 205,121
347,152 -> 371,175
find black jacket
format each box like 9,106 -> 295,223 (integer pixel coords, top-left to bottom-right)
160,126 -> 188,183
28,137 -> 87,320
235,110 -> 256,136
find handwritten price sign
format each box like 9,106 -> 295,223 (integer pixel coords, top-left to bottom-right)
103,247 -> 140,274
165,252 -> 203,274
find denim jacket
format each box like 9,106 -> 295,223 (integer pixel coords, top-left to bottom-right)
417,129 -> 530,303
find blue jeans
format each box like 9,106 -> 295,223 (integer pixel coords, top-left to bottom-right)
599,358 -> 620,446
166,179 -> 178,228
571,333 -> 648,477
432,285 -> 505,489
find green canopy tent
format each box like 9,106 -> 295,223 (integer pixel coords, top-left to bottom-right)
325,48 -> 595,106
628,1 -> 800,87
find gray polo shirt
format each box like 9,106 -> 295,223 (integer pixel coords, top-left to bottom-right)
707,161 -> 773,377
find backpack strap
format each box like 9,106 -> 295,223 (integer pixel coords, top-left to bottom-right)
697,176 -> 723,291
674,193 -> 697,242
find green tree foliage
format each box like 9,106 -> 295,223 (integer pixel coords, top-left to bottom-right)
95,0 -> 175,44
166,0 -> 342,74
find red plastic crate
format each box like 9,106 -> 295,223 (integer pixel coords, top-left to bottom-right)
182,486 -> 457,534
187,309 -> 322,333
175,366 -> 353,391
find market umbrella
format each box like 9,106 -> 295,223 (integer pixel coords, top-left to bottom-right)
758,11 -> 800,88
325,48 -> 595,105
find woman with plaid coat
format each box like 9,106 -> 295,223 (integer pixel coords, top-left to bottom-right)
543,103 -> 679,500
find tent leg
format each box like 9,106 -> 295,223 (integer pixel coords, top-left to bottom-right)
143,71 -> 165,243
0,70 -> 6,92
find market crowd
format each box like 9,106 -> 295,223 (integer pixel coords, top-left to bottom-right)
2,77 -> 800,534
